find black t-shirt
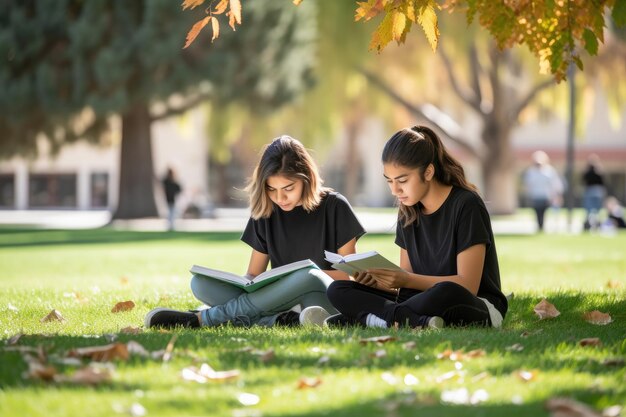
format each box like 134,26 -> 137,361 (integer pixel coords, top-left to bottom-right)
241,192 -> 366,269
395,187 -> 508,316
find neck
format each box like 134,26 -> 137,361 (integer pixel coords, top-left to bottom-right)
420,181 -> 452,214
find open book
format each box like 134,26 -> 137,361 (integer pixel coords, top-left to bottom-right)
324,250 -> 403,275
190,259 -> 318,293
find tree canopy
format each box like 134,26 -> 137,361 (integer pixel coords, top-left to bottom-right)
0,0 -> 316,218
184,0 -> 626,81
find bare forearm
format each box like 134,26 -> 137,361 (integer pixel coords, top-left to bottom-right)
323,269 -> 351,281
403,272 -> 478,295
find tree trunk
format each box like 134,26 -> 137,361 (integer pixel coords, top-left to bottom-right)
113,103 -> 159,219
344,118 -> 361,203
481,122 -> 517,214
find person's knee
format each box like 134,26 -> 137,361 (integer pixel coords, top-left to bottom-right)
190,274 -> 203,299
327,280 -> 355,305
430,281 -> 468,297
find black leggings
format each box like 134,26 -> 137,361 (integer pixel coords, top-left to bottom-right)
327,280 -> 492,327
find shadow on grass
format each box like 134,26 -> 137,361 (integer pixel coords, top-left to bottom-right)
0,227 -> 241,248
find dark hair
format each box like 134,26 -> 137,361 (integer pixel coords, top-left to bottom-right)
246,135 -> 330,219
382,125 -> 477,226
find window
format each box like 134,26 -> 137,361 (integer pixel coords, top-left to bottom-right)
29,173 -> 77,208
0,174 -> 15,208
90,172 -> 109,208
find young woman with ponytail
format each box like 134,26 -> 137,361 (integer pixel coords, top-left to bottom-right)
325,125 -> 508,329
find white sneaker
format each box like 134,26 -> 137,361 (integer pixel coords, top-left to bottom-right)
299,306 -> 331,327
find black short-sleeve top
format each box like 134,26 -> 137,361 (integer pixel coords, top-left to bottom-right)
241,192 -> 366,270
395,186 -> 508,317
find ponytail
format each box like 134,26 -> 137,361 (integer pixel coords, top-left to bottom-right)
382,125 -> 477,226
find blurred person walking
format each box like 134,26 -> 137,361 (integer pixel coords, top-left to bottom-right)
162,167 -> 182,231
522,151 -> 564,232
582,154 -> 606,231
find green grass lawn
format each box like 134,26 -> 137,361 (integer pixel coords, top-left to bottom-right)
0,228 -> 625,417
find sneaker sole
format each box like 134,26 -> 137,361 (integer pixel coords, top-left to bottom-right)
300,306 -> 330,327
144,307 -> 171,328
427,316 -> 445,329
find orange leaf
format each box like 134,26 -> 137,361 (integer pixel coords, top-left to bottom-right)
606,280 -> 622,289
582,310 -> 612,325
355,0 -> 384,22
41,309 -> 65,323
359,335 -> 397,344
184,16 -> 211,49
181,0 -> 206,10
579,337 -> 602,347
228,11 -> 237,30
545,397 -> 604,417
391,11 -> 407,41
533,298 -> 560,319
229,0 -> 242,24
111,300 -> 135,313
69,342 -> 129,362
293,0 -> 304,5
214,0 -> 229,14
297,376 -> 322,389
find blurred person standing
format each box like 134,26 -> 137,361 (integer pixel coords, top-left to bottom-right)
522,151 -> 564,232
162,167 -> 182,231
582,154 -> 606,231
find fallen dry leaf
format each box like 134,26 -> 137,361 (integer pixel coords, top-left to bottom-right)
7,333 -> 23,345
56,365 -> 113,385
162,334 -> 178,362
181,363 -> 240,383
111,300 -> 135,313
22,356 -> 57,381
601,358 -> 625,367
359,335 -> 397,345
505,343 -> 524,352
371,349 -> 387,358
120,276 -> 129,285
403,341 -> 417,350
545,397 -> 604,417
437,349 -> 485,361
297,376 -> 322,389
521,329 -> 544,337
120,326 -> 142,335
579,338 -> 602,347
582,311 -> 612,325
69,342 -> 129,362
516,369 -> 538,382
41,309 -> 65,323
606,280 -> 622,289
534,299 -> 560,320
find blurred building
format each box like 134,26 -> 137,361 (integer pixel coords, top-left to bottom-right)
1,97 -> 625,213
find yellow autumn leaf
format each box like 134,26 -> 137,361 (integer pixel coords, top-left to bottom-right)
369,10 -> 394,51
181,0 -> 205,11
184,16 -> 211,49
391,11 -> 407,41
417,0 -> 439,52
355,0 -> 384,22
293,0 -> 304,5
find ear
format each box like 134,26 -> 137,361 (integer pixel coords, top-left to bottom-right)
424,163 -> 435,181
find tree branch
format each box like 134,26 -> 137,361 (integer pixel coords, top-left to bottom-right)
358,67 -> 481,159
439,44 -> 483,114
510,78 -> 555,121
150,92 -> 213,121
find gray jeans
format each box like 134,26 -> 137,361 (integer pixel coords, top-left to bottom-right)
190,268 -> 338,327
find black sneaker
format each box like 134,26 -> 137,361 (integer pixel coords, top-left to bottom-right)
323,313 -> 363,328
274,310 -> 300,326
144,308 -> 200,329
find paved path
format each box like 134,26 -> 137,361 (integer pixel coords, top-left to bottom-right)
0,208 -> 584,234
